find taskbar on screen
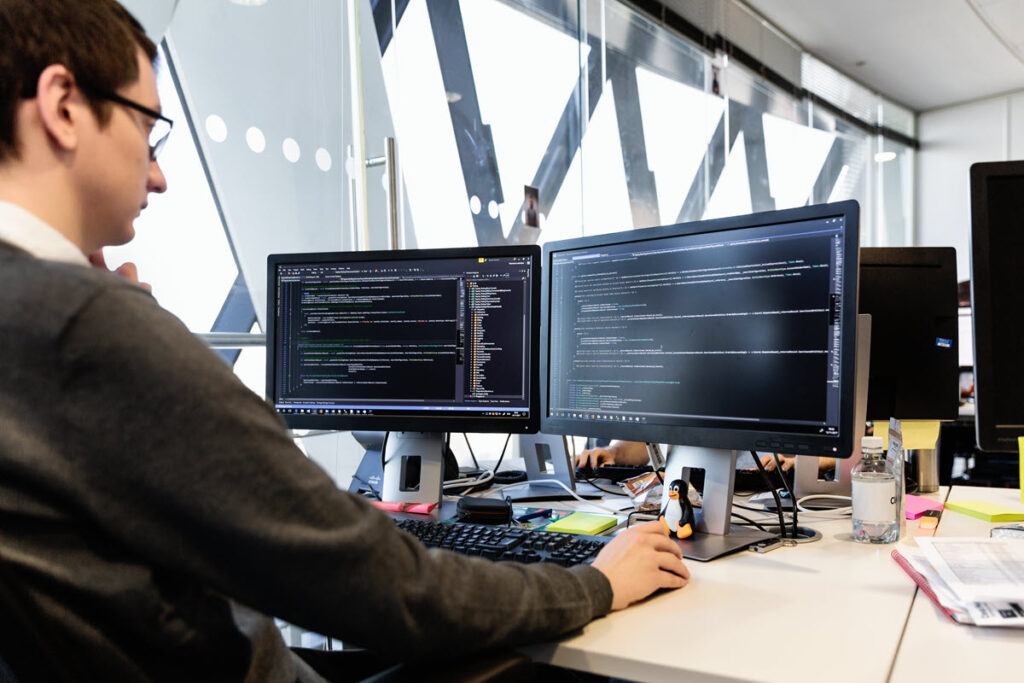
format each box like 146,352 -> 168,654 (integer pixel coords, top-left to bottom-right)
276,406 -> 528,419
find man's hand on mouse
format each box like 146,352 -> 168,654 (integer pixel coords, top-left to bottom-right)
591,520 -> 690,610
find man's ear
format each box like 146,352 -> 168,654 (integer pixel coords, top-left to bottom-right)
34,64 -> 83,154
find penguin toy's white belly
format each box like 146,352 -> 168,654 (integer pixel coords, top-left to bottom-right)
662,501 -> 683,529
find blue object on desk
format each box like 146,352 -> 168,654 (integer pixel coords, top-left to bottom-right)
515,509 -> 552,523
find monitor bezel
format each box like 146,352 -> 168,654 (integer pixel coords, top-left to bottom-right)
266,245 -> 542,434
540,200 -> 861,458
969,160 -> 1024,452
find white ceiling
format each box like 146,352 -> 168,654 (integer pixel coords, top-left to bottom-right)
744,0 -> 1024,112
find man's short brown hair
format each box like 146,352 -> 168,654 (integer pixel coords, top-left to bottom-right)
0,0 -> 157,162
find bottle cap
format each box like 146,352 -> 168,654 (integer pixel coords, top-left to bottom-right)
861,436 -> 884,451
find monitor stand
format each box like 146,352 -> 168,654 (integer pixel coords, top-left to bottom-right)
504,433 -> 603,502
664,447 -> 776,562
349,431 -> 385,497
380,432 -> 446,506
350,431 -> 459,504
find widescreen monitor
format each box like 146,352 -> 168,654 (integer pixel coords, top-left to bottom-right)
541,200 -> 860,460
266,246 -> 541,435
969,161 -> 1024,452
859,247 -> 959,421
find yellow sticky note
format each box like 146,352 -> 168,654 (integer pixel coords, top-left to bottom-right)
881,420 -> 941,450
1018,436 -> 1023,504
544,512 -> 617,535
944,500 -> 1024,523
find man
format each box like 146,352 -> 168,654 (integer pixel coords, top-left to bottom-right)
0,2 -> 689,681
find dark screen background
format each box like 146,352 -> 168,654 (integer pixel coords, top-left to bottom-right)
984,176 -> 1024,427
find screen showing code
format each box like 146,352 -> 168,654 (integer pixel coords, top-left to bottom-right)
273,255 -> 532,419
548,217 -> 847,436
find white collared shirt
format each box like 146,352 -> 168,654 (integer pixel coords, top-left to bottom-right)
0,200 -> 89,266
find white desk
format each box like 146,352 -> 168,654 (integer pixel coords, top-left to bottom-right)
525,493 -> 944,683
890,485 -> 1024,683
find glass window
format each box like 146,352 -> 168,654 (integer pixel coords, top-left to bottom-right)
583,0 -> 712,232
875,137 -> 914,247
635,66 -> 724,225
380,0 -> 583,248
140,0 -> 915,383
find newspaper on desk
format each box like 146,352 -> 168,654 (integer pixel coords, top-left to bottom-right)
900,538 -> 1024,627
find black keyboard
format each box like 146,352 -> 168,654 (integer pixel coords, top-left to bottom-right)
394,519 -> 610,566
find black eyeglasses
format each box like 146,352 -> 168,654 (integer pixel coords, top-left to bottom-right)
80,84 -> 174,161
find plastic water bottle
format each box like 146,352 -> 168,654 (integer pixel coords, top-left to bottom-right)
851,436 -> 898,543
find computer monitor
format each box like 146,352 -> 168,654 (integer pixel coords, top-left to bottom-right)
969,161 -> 1024,453
859,247 -> 959,422
541,201 -> 860,559
266,245 -> 541,503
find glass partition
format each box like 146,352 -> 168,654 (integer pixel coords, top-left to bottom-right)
132,0 -> 914,340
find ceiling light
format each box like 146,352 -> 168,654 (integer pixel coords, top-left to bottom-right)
229,0 -> 269,6
874,151 -> 897,163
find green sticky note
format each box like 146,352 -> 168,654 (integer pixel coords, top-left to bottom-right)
543,512 -> 617,535
944,500 -> 1024,523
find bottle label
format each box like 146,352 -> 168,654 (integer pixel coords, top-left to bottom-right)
852,478 -> 896,522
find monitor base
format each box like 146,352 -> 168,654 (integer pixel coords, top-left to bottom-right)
678,525 -> 777,562
503,482 -> 605,503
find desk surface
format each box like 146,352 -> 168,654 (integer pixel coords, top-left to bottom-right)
890,486 -> 1024,683
525,485 -> 1024,682
524,492 -> 944,683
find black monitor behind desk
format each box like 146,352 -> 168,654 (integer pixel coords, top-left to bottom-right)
937,412 -> 1019,487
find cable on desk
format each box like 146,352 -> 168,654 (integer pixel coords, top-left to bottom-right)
484,479 -> 625,515
490,433 -> 513,475
631,507 -> 775,535
752,450 -> 787,538
462,433 -> 480,470
733,502 -> 782,516
443,469 -> 495,494
795,494 -> 852,515
757,524 -> 822,544
626,511 -> 658,528
351,475 -> 382,501
772,452 -> 799,540
731,513 -> 772,533
574,471 -> 630,497
737,505 -> 850,529
491,470 -> 527,485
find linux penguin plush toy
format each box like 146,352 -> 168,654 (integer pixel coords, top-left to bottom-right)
660,479 -> 696,540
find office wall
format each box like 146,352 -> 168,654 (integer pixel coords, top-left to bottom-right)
916,90 -> 1024,280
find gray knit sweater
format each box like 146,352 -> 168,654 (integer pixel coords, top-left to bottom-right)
0,240 -> 612,682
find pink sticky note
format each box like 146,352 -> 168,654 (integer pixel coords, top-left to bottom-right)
905,494 -> 944,520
